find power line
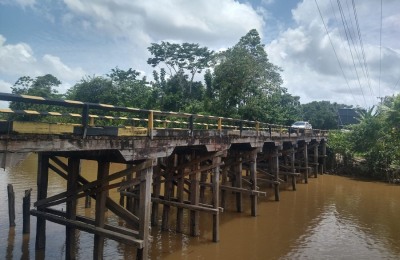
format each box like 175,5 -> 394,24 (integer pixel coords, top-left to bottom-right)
336,0 -> 367,107
351,0 -> 374,100
314,0 -> 359,107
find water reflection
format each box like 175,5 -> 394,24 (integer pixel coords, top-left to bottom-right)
6,228 -> 15,259
0,154 -> 400,259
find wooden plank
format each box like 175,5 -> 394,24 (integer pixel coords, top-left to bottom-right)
278,171 -> 300,176
44,208 -> 139,238
220,185 -> 266,196
30,210 -> 144,248
151,197 -> 219,214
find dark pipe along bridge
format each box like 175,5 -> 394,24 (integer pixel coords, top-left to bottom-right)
0,93 -> 327,259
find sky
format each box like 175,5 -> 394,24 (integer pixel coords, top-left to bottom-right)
0,0 -> 399,109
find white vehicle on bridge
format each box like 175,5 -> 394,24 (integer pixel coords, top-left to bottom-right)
290,121 -> 312,133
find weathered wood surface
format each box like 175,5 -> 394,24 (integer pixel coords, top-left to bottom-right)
7,184 -> 15,227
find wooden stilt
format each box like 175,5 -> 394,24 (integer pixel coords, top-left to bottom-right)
274,148 -> 280,202
304,143 -> 309,184
250,151 -> 257,216
126,165 -> 134,213
93,161 -> 109,260
212,156 -> 220,242
190,153 -> 200,236
119,178 -> 125,207
22,189 -> 32,234
7,184 -> 15,227
322,140 -> 327,173
199,170 -> 208,203
235,154 -> 243,212
161,156 -> 174,231
35,153 -> 49,251
220,163 -> 228,209
151,165 -> 161,226
66,157 -> 80,260
85,194 -> 92,208
314,145 -> 319,177
290,149 -> 296,191
283,155 -> 289,182
136,162 -> 153,260
176,154 -> 185,233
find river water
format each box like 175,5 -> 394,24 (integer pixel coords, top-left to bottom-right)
1,154 -> 400,259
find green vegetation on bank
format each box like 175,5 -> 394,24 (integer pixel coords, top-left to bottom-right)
328,95 -> 400,182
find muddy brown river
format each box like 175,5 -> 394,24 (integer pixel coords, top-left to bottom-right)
1,154 -> 399,259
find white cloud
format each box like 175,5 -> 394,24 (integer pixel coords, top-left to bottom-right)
62,0 -> 264,49
0,35 -> 86,93
266,0 -> 400,108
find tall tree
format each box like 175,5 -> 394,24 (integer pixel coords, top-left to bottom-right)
211,29 -> 286,121
147,41 -> 213,94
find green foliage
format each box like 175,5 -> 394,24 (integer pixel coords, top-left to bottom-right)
301,101 -> 351,129
67,68 -> 151,109
329,95 -> 400,181
9,74 -> 63,122
210,29 -> 292,122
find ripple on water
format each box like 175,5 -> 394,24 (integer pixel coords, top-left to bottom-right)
283,203 -> 397,259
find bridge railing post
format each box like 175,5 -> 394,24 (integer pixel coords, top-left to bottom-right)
218,118 -> 222,130
189,115 -> 194,137
268,125 -> 272,138
82,104 -> 89,138
148,111 -> 154,139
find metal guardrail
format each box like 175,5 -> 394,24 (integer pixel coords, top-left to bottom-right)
0,92 -> 328,138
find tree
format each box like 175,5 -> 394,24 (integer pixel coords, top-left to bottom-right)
11,74 -> 61,97
67,68 -> 151,109
301,101 -> 350,129
210,29 -> 287,122
9,74 -> 62,121
147,41 -> 213,94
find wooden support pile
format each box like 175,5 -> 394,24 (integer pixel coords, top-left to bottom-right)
125,150 -> 224,242
32,153 -> 154,260
221,149 -> 265,216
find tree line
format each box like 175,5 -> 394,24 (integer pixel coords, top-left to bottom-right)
8,29 -> 351,128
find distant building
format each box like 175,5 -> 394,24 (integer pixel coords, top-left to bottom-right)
338,108 -> 360,127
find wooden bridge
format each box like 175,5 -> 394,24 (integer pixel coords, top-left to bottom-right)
0,93 -> 327,259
